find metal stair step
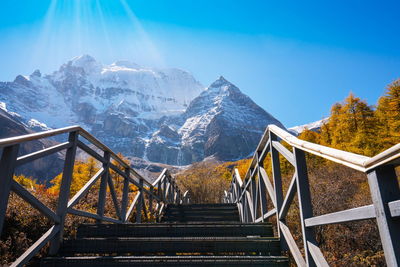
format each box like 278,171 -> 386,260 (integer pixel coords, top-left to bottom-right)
41,255 -> 289,267
164,210 -> 239,216
160,217 -> 240,223
77,223 -> 273,238
60,237 -> 281,255
167,204 -> 237,209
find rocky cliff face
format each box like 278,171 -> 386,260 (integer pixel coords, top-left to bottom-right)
0,105 -> 64,181
145,76 -> 285,164
0,56 -> 285,167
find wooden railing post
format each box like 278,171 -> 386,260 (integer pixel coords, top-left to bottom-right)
157,180 -> 162,201
0,144 -> 20,235
270,132 -> 284,238
121,167 -> 130,223
149,186 -> 154,216
367,165 -> 400,267
257,164 -> 268,222
49,131 -> 78,255
136,179 -> 144,223
293,147 -> 317,267
97,151 -> 110,222
162,178 -> 167,202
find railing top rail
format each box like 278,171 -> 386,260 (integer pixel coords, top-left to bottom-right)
0,125 -> 157,186
0,125 -> 81,147
248,124 -> 400,174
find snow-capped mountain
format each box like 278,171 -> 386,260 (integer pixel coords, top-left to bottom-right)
144,76 -> 285,165
0,55 -> 203,129
0,55 -> 285,167
288,118 -> 328,135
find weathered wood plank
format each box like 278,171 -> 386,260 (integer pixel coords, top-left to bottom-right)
108,174 -> 122,220
255,208 -> 276,223
0,144 -> 20,234
279,221 -> 306,267
307,241 -> 329,267
272,140 -> 295,166
67,168 -> 104,209
97,151 -> 110,223
367,166 -> 400,267
11,180 -> 60,223
11,225 -> 60,267
279,173 -> 297,220
305,204 -> 375,227
293,147 -> 317,266
49,131 -> 78,255
125,192 -> 141,222
389,199 -> 400,217
68,208 -> 121,224
16,142 -> 71,166
259,167 -> 277,208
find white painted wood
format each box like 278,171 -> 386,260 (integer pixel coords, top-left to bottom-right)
255,208 -> 276,222
272,140 -> 295,166
279,221 -> 306,267
305,204 -> 375,227
389,200 -> 400,217
259,167 -> 277,208
279,173 -> 297,220
16,142 -> 71,166
307,241 -> 329,267
67,168 -> 105,208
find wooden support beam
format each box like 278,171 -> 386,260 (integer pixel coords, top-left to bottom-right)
279,173 -> 297,220
270,132 -> 284,241
293,147 -> 317,267
97,151 -> 110,223
367,166 -> 400,267
121,168 -> 130,223
49,131 -> 78,255
272,140 -> 295,166
11,180 -> 60,223
68,168 -> 104,209
307,241 -> 329,267
259,167 -> 276,208
279,221 -> 306,267
125,192 -> 140,222
11,225 -> 60,267
0,144 -> 20,235
305,204 -> 375,227
136,179 -> 144,223
108,174 -> 121,220
16,142 -> 71,167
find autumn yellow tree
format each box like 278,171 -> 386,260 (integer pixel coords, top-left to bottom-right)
376,79 -> 400,148
48,157 -> 99,196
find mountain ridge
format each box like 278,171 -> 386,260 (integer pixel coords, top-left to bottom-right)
0,55 -> 285,167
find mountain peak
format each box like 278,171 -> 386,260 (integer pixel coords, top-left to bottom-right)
68,54 -> 102,74
30,69 -> 41,78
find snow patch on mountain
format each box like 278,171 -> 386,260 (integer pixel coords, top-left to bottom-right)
288,118 -> 329,135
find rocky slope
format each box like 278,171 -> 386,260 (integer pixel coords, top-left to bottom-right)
0,103 -> 64,180
146,76 -> 285,164
0,56 -> 285,167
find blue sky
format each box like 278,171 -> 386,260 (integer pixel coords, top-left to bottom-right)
0,0 -> 399,127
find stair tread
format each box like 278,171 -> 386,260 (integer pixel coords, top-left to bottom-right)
41,255 -> 289,266
70,236 -> 279,241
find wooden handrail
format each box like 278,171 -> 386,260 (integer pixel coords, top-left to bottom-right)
0,125 -> 187,266
225,124 -> 400,267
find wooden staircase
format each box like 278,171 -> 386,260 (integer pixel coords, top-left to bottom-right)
41,204 -> 289,266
